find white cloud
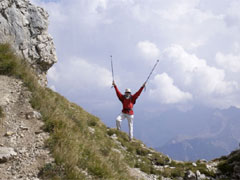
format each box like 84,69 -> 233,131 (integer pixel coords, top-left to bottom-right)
49,85 -> 56,92
226,1 -> 240,19
158,44 -> 239,108
155,0 -> 200,20
216,52 -> 240,73
137,41 -> 160,59
47,66 -> 59,82
48,57 -> 112,90
149,73 -> 192,104
187,39 -> 206,50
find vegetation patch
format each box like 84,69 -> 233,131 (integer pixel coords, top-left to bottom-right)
0,106 -> 4,119
217,150 -> 240,176
105,126 -> 217,178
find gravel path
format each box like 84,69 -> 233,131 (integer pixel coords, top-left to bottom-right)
0,75 -> 53,180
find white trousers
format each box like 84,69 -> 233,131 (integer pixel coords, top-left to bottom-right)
116,113 -> 134,139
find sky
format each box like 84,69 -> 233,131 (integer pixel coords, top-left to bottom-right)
31,0 -> 240,147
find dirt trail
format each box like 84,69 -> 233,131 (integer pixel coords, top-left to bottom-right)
0,75 -> 53,180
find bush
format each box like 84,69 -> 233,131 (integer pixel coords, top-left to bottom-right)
0,106 -> 4,118
218,160 -> 233,175
152,154 -> 168,166
0,43 -> 29,79
88,119 -> 97,126
107,128 -> 115,136
135,162 -> 151,174
170,168 -> 185,177
136,146 -> 149,156
217,150 -> 240,176
38,163 -> 66,179
0,44 -> 17,75
0,44 -> 37,92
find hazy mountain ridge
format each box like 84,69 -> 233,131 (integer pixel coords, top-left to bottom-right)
158,107 -> 240,161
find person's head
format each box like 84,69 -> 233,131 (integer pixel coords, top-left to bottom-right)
125,88 -> 131,99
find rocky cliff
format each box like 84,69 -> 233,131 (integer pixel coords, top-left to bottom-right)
0,0 -> 57,86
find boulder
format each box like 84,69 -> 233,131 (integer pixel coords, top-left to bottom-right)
192,162 -> 197,167
111,134 -> 118,140
196,170 -> 206,180
0,147 -> 17,163
26,111 -> 42,120
88,127 -> 95,134
4,131 -> 15,137
185,170 -> 196,180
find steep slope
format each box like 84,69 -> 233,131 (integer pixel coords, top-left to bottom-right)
1,43 -> 234,180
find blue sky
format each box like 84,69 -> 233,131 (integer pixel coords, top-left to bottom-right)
31,0 -> 240,147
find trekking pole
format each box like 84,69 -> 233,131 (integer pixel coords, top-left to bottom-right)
110,55 -> 114,88
144,60 -> 159,90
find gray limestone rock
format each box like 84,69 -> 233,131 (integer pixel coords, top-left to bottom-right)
25,111 -> 42,120
185,170 -> 196,180
88,127 -> 95,134
196,170 -> 206,180
0,0 -> 57,86
0,147 -> 17,163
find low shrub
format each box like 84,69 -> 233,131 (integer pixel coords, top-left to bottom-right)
0,44 -> 18,75
0,106 -> 4,118
136,146 -> 149,156
152,153 -> 169,166
218,160 -> 233,175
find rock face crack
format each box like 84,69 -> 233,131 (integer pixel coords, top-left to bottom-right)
0,0 -> 57,86
0,9 -> 8,21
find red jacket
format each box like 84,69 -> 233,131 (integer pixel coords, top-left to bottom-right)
114,85 -> 144,115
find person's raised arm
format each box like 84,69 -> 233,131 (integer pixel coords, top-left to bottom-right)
132,82 -> 146,100
113,81 -> 124,101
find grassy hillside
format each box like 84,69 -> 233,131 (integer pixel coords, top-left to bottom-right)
0,43 -> 218,179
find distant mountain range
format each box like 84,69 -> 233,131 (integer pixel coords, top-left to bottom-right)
156,107 -> 240,161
